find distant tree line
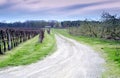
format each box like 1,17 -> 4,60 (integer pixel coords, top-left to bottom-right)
61,12 -> 120,40
0,20 -> 59,28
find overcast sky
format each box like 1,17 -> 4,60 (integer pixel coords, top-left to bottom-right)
0,0 -> 120,22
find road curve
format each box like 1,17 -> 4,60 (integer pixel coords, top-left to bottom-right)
0,35 -> 105,78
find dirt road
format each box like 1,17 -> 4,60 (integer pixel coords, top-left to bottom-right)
0,35 -> 105,78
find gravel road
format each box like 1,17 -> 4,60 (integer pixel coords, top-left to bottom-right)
0,35 -> 105,78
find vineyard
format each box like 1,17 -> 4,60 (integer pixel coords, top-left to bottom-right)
0,0 -> 120,77
0,28 -> 44,54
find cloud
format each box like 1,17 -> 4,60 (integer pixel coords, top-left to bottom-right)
0,0 -> 112,11
50,0 -> 120,16
58,0 -> 118,11
0,0 -> 7,5
5,0 -> 119,15
81,1 -> 120,15
0,0 -> 120,22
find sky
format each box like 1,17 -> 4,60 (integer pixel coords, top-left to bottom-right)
0,0 -> 120,22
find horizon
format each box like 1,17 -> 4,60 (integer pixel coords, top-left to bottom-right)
0,0 -> 120,23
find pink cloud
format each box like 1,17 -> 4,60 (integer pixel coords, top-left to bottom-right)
65,0 -> 120,15
7,0 -> 110,11
1,0 -> 120,20
0,0 -> 7,5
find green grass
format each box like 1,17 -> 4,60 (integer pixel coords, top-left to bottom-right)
55,29 -> 120,78
0,31 -> 56,68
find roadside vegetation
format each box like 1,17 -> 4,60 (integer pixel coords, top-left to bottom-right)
0,31 -> 56,68
61,12 -> 120,40
55,29 -> 120,78
59,13 -> 120,77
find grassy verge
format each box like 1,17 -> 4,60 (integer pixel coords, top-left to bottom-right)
0,31 -> 56,68
55,29 -> 120,78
